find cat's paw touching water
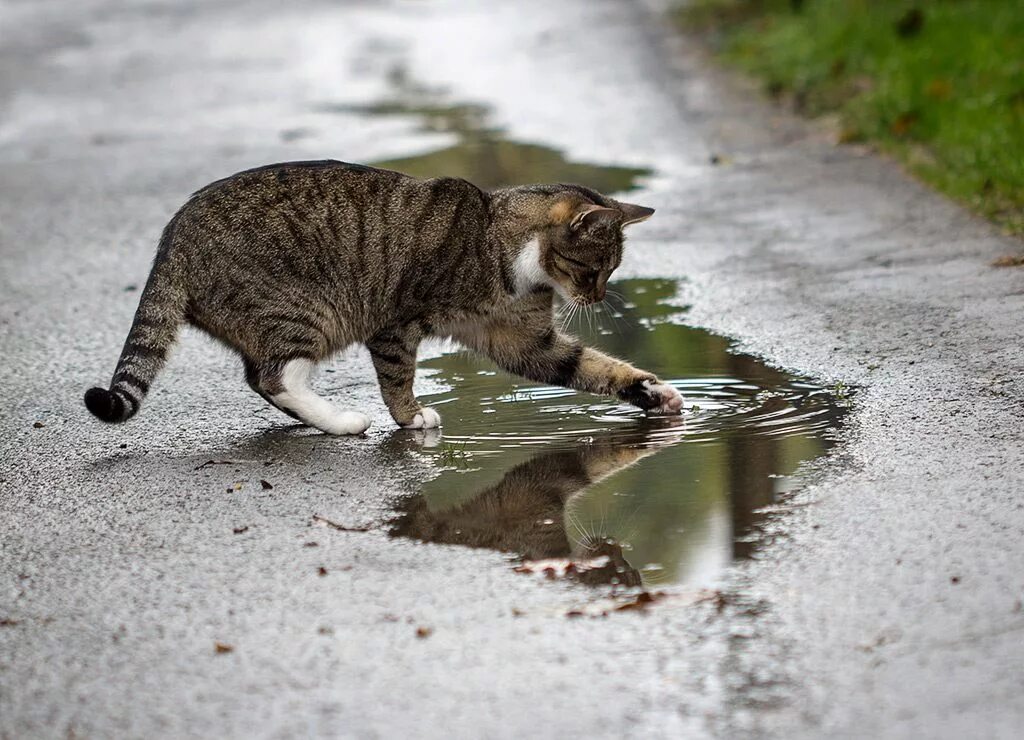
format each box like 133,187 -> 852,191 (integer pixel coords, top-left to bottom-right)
646,382 -> 684,415
405,407 -> 442,429
639,380 -> 684,415
617,378 -> 683,414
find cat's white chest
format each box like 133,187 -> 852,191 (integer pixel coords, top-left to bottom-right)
512,237 -> 550,296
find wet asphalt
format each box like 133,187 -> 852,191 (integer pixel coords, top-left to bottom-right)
1,0 -> 1023,738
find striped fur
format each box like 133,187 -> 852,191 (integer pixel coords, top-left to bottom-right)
85,161 -> 675,434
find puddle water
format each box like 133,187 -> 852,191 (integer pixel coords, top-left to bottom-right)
327,66 -> 846,593
389,279 -> 848,590
319,67 -> 651,191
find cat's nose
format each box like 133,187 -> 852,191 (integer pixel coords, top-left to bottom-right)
594,285 -> 606,301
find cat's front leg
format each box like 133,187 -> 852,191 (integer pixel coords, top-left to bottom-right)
367,326 -> 441,429
473,324 -> 682,415
572,346 -> 683,415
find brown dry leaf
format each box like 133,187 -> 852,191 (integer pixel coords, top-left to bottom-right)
214,642 -> 234,654
415,626 -> 433,639
992,255 -> 1024,268
232,526 -> 249,535
890,112 -> 918,137
614,590 -> 667,612
317,566 -> 328,577
32,421 -> 45,429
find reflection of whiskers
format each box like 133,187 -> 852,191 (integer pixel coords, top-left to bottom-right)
564,503 -> 596,550
566,495 -> 647,586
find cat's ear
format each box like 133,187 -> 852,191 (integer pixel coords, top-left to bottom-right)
568,204 -> 619,232
618,202 -> 655,227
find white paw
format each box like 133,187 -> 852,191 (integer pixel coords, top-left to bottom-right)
324,411 -> 372,435
404,407 -> 442,429
642,380 -> 683,415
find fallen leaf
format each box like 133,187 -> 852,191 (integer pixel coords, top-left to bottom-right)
317,626 -> 333,635
890,112 -> 918,137
0,618 -> 20,627
260,480 -> 273,490
312,514 -> 370,532
32,421 -> 44,429
415,626 -> 433,638
317,566 -> 328,577
194,459 -> 236,470
303,541 -> 319,548
214,642 -> 234,654
992,255 -> 1024,267
614,591 -> 667,612
232,526 -> 249,535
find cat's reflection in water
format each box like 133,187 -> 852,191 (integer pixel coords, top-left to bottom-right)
389,440 -> 667,587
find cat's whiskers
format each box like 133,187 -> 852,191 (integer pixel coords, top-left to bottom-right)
558,297 -> 583,333
605,288 -> 625,305
597,299 -> 623,334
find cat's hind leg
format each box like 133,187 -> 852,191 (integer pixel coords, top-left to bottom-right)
244,358 -> 299,420
250,358 -> 371,435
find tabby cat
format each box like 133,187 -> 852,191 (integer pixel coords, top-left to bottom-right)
85,161 -> 683,434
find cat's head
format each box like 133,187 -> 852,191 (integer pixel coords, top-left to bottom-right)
539,185 -> 655,304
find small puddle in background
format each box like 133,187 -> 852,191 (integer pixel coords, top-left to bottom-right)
317,67 -> 652,191
389,279 -> 848,590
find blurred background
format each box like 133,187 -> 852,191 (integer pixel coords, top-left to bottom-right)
681,0 -> 1024,239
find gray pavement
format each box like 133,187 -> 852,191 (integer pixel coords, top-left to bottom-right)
2,0 -> 1023,738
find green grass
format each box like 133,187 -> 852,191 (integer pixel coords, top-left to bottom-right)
679,0 -> 1024,236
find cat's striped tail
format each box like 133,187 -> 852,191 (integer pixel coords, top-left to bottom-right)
84,251 -> 186,424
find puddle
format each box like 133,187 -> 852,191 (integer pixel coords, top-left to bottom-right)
325,66 -> 846,593
318,67 -> 651,191
389,279 -> 848,589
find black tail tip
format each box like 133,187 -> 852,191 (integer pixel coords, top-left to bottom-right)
84,387 -> 125,423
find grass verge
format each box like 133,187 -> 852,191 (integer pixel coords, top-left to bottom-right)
678,0 -> 1024,236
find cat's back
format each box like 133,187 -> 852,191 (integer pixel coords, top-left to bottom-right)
182,160 -> 486,241
188,159 -> 407,209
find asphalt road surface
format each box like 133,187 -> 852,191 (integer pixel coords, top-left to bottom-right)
2,0 -> 1022,737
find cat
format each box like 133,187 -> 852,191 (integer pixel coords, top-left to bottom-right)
390,440 -> 657,587
84,160 -> 683,434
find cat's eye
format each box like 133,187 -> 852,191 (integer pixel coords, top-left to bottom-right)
551,247 -> 589,269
